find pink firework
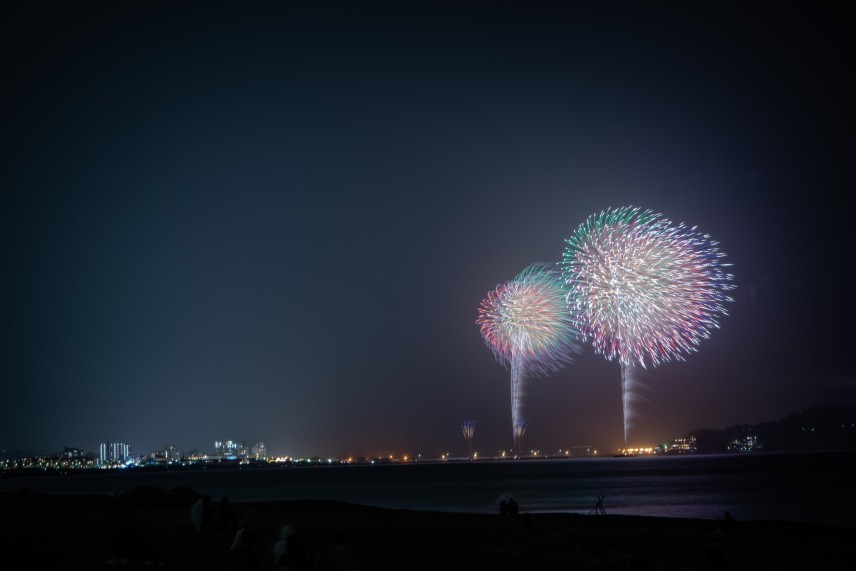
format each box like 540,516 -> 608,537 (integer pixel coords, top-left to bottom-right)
477,263 -> 579,453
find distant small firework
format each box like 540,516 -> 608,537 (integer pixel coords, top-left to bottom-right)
477,263 -> 579,453
562,206 -> 734,443
462,420 -> 477,458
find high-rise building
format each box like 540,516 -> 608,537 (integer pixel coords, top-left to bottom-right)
99,442 -> 131,464
214,440 -> 241,458
166,445 -> 181,462
251,442 -> 267,460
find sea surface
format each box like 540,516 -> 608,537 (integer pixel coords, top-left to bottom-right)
2,452 -> 854,529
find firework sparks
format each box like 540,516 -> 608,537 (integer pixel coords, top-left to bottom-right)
562,206 -> 734,443
462,420 -> 477,458
477,263 -> 580,453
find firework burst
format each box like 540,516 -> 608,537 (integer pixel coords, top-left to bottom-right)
562,206 -> 734,443
477,263 -> 580,453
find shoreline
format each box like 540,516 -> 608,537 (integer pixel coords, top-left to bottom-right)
1,489 -> 852,569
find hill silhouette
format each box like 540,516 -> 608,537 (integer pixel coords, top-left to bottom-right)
690,404 -> 856,453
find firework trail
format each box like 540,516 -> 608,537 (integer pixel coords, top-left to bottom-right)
513,420 -> 530,454
461,420 -> 477,458
562,206 -> 734,444
477,263 -> 580,454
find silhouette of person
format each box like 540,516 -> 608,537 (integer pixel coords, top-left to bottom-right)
277,531 -> 316,570
723,511 -> 736,532
227,528 -> 259,571
499,500 -> 508,515
507,497 -> 519,515
217,497 -> 240,531
273,525 -> 296,569
191,495 -> 215,532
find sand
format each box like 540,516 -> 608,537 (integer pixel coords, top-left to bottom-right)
0,487 -> 851,570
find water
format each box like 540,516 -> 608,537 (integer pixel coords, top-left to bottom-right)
2,452 -> 853,529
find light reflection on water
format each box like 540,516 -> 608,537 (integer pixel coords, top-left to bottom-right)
2,452 -> 853,528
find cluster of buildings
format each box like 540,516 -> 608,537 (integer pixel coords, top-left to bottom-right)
204,440 -> 267,460
619,433 -> 765,455
0,447 -> 101,471
656,436 -> 698,454
727,433 -> 760,452
2,427 -> 775,473
1,439 -> 269,472
130,440 -> 269,466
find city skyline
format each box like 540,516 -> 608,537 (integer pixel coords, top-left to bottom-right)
3,4 -> 854,458
6,400 -> 853,465
4,401 -> 851,461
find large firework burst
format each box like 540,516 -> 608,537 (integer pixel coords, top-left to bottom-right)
562,206 -> 734,443
477,263 -> 579,453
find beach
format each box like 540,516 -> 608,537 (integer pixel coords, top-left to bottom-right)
0,487 -> 851,570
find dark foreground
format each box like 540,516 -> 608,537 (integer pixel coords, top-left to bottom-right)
0,488 -> 851,570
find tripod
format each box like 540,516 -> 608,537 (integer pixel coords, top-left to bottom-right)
588,494 -> 607,515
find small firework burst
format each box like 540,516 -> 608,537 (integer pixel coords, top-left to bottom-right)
462,420 -> 477,457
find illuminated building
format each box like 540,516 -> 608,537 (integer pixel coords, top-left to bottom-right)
669,436 -> 697,453
166,445 -> 181,462
251,442 -> 266,460
654,436 -> 698,454
617,446 -> 655,455
727,433 -> 760,452
214,440 -> 242,459
99,442 -> 131,464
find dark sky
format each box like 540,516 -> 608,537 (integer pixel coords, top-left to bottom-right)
2,3 -> 854,458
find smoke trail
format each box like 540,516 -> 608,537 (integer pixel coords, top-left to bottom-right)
513,420 -> 529,455
620,363 -> 636,444
511,352 -> 526,453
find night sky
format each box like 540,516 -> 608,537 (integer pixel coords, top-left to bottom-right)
3,3 -> 854,458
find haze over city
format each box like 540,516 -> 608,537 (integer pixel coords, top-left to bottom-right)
3,3 -> 854,459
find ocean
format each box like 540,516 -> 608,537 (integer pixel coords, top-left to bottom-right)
2,451 -> 853,529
